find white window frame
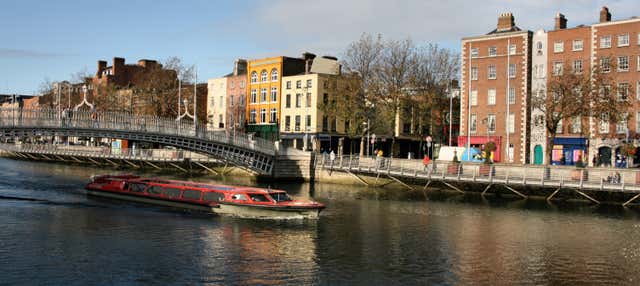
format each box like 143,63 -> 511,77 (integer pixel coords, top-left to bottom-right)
618,83 -> 629,100
616,113 -> 628,134
488,65 -> 496,79
470,48 -> 479,58
471,67 -> 478,80
270,87 -> 277,102
601,57 -> 611,73
573,59 -> 583,74
600,35 -> 612,48
508,44 -> 516,55
571,116 -> 581,133
470,114 -> 477,133
470,90 -> 478,106
286,81 -> 291,89
296,80 -> 302,88
553,61 -> 563,76
260,70 -> 268,82
488,89 -> 496,105
508,87 -> 515,104
260,108 -> 267,123
250,72 -> 258,83
508,63 -> 516,78
270,69 -> 278,81
306,79 -> 312,88
637,56 -> 640,71
488,46 -> 497,57
508,113 -> 515,134
572,39 -> 583,51
637,81 -> 640,100
269,108 -> 277,123
250,110 -> 256,123
250,89 -> 257,103
487,114 -> 496,133
260,88 -> 267,102
600,113 -> 609,134
618,56 -> 629,72
618,34 -> 629,47
554,41 -> 564,53
295,93 -> 302,108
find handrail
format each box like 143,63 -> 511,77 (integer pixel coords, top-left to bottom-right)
0,108 -> 276,155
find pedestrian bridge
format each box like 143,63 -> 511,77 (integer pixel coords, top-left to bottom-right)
0,108 -> 275,174
320,155 -> 640,206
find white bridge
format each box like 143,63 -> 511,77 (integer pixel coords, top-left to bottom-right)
0,108 -> 276,174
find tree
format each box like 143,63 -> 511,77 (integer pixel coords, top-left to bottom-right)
532,60 -> 632,164
373,38 -> 416,156
341,33 -> 384,155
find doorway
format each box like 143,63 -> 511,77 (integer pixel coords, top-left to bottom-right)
534,145 -> 543,165
598,146 -> 612,167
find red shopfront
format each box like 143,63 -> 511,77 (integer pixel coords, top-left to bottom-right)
457,136 -> 503,162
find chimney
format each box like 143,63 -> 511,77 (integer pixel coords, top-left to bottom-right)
302,52 -> 316,74
233,59 -> 247,76
555,13 -> 567,29
497,12 -> 515,31
97,60 -> 107,77
600,6 -> 611,23
113,57 -> 125,75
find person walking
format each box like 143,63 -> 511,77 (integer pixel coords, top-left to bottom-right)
422,155 -> 431,171
560,154 -> 566,165
592,154 -> 598,167
329,150 -> 336,165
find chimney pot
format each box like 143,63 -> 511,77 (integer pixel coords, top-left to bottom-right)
497,12 -> 515,31
600,6 -> 611,23
555,13 -> 567,29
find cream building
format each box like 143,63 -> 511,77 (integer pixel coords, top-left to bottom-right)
207,77 -> 227,131
280,71 -> 346,151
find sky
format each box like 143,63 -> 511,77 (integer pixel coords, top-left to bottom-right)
1,0 -> 638,95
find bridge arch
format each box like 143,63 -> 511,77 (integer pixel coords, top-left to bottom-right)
0,108 -> 275,174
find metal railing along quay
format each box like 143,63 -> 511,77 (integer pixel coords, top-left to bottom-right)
320,154 -> 640,205
0,108 -> 276,155
0,143 -> 219,163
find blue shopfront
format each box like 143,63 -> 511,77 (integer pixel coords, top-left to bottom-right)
551,137 -> 587,165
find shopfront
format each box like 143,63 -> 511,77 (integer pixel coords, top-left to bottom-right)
551,137 -> 587,165
457,136 -> 502,162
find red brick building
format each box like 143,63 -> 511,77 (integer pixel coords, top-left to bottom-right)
226,60 -> 247,133
93,57 -> 175,87
459,13 -> 532,163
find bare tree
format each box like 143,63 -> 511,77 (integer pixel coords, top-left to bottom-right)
341,33 -> 384,155
373,38 -> 416,156
532,60 -> 632,164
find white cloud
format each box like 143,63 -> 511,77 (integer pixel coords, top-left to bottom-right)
237,0 -> 639,57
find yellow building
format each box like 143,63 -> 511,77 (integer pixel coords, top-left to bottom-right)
245,55 -> 309,140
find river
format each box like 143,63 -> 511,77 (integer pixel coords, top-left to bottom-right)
1,158 -> 639,285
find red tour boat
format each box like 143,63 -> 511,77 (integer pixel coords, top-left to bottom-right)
85,175 -> 325,219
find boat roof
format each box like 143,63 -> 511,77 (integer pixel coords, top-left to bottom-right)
123,177 -> 286,194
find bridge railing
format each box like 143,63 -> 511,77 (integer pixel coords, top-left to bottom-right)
0,143 -> 218,162
0,108 -> 276,155
321,154 -> 640,191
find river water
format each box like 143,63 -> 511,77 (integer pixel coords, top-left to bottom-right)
1,158 -> 640,285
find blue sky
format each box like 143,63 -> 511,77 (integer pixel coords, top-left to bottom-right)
1,0 -> 637,94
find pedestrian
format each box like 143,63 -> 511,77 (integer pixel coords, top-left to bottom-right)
452,150 -> 459,163
422,155 -> 431,171
560,154 -> 566,165
592,154 -> 598,167
329,150 -> 336,164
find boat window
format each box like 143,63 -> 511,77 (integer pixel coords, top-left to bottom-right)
249,194 -> 270,202
203,192 -> 224,202
130,183 -> 147,193
231,194 -> 247,201
270,193 -> 292,202
182,190 -> 202,200
147,186 -> 163,195
163,188 -> 181,199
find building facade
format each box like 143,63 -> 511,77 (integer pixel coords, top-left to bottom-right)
280,71 -> 346,151
207,77 -> 227,131
465,6 -> 640,166
226,60 -> 247,134
459,13 -> 532,164
530,29 -> 548,164
245,55 -> 308,140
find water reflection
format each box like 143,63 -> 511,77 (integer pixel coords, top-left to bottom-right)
1,158 -> 640,285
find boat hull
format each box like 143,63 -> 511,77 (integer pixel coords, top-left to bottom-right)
215,203 -> 321,219
86,189 -> 321,219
